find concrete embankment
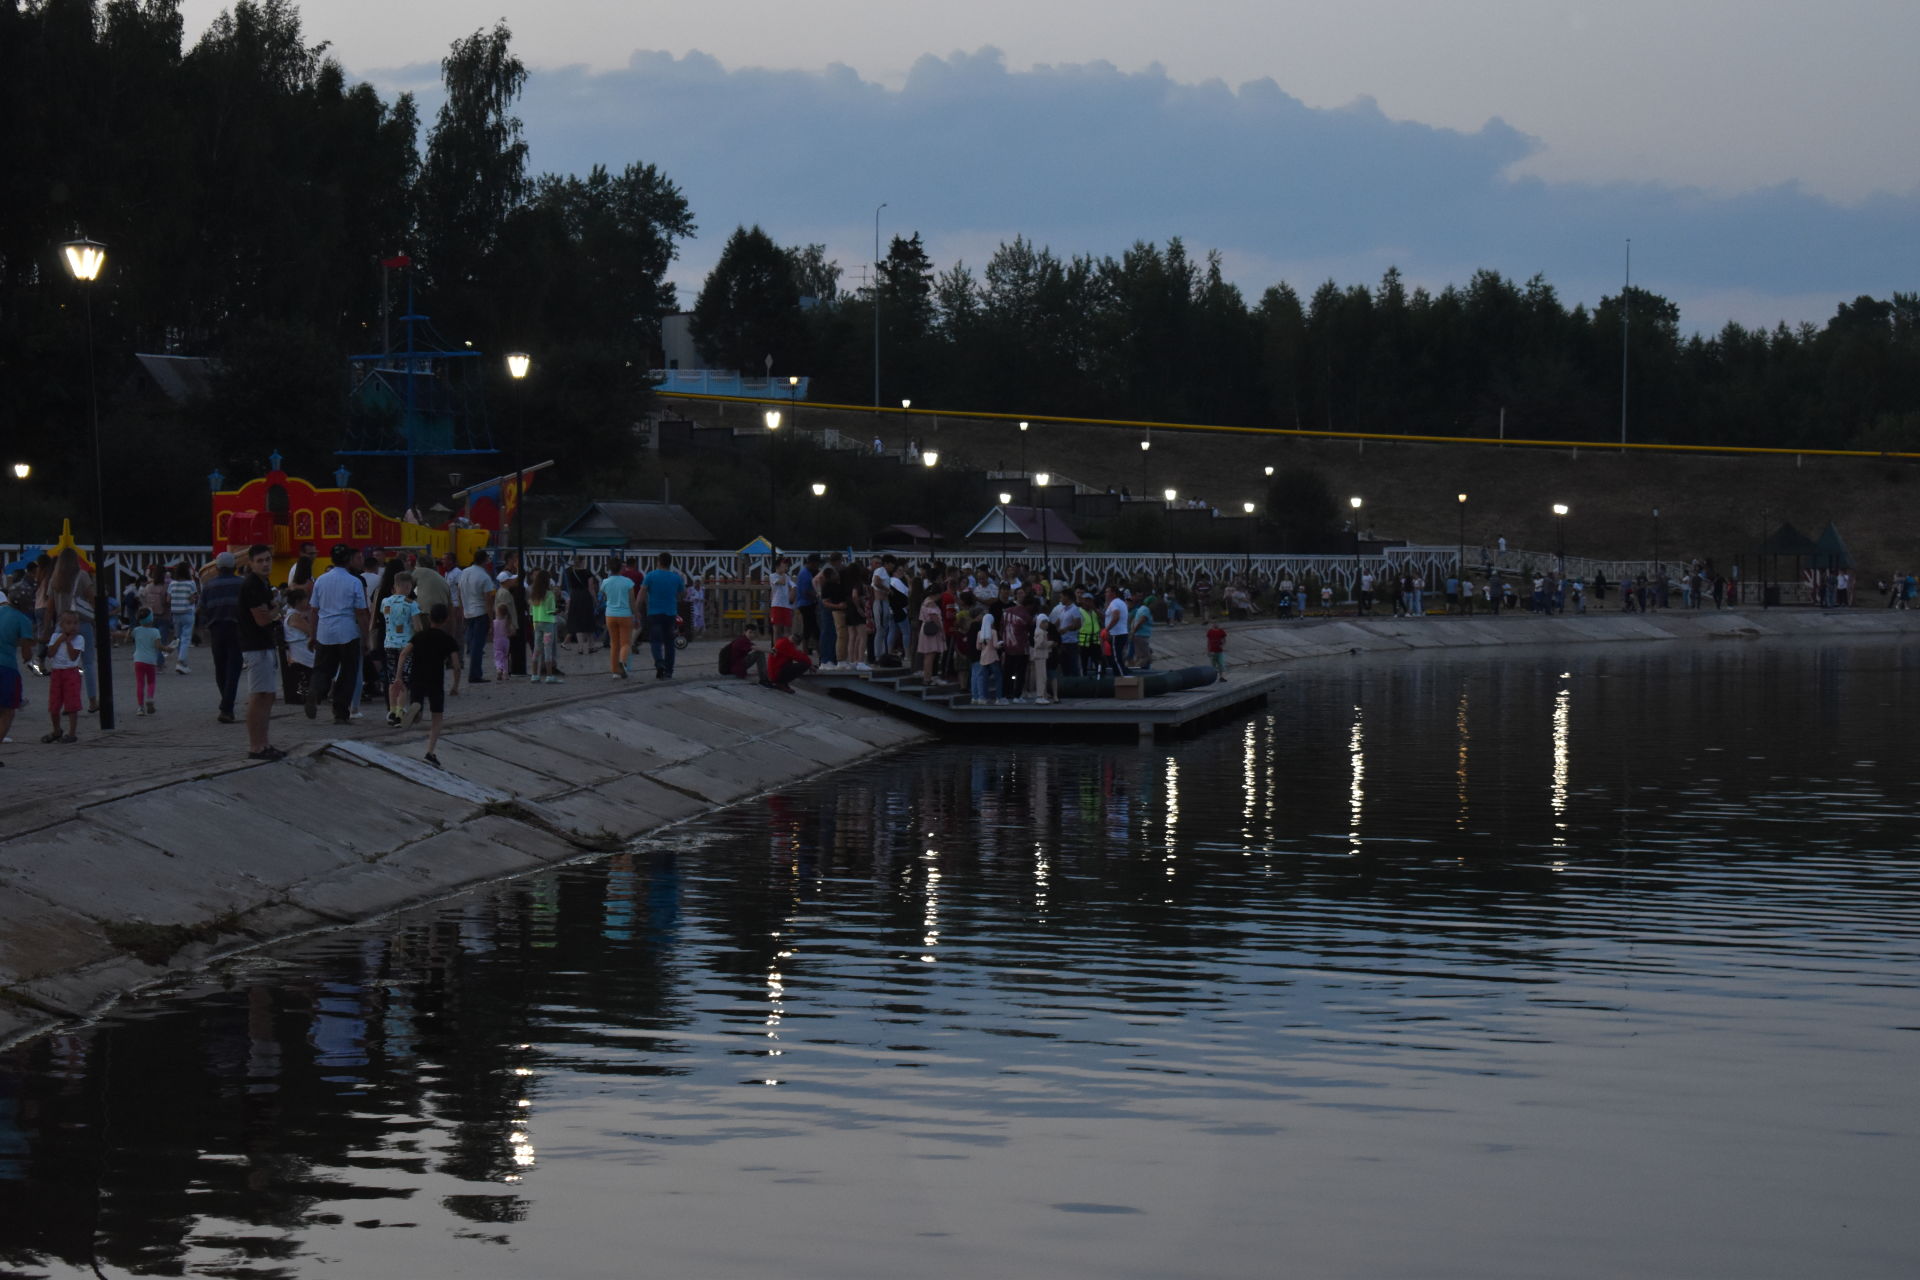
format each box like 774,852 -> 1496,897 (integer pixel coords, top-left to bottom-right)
3,606 -> 1912,1050
0,679 -> 927,1049
1143,602 -> 1920,669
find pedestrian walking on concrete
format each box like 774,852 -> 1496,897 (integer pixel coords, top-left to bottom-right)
200,551 -> 244,722
237,545 -> 284,761
400,602 -> 459,767
457,550 -> 497,685
306,544 -> 369,725
641,552 -> 686,679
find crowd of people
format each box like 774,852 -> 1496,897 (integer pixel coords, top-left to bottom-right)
6,539 -> 1910,769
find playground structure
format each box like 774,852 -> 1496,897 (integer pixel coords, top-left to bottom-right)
211,456 -> 487,583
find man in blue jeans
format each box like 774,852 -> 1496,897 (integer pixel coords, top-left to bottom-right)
199,551 -> 244,722
457,550 -> 496,683
639,551 -> 686,679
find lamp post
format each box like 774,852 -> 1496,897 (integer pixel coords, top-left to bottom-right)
1349,495 -> 1363,613
900,398 -> 911,457
1139,438 -> 1151,497
62,236 -> 115,730
1035,471 -> 1052,580
789,374 -> 800,434
873,201 -> 887,408
10,462 -> 27,561
1242,501 -> 1256,578
1456,492 -> 1468,608
1163,487 -> 1177,586
763,409 -> 783,549
505,352 -> 531,581
812,480 -> 827,540
1553,503 -> 1570,575
922,449 -> 937,468
1018,420 -> 1029,482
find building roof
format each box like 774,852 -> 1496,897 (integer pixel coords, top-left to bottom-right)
550,500 -> 714,548
963,505 -> 1081,546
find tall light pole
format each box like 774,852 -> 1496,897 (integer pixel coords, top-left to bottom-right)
789,374 -> 800,434
1035,471 -> 1052,580
1163,487 -> 1177,585
10,462 -> 28,561
1139,438 -> 1151,497
1652,506 -> 1661,588
1349,495 -> 1363,613
1242,500 -> 1256,578
1456,492 -> 1468,608
873,202 -> 887,409
1018,420 -> 1029,481
62,236 -> 115,730
505,352 -> 530,580
900,398 -> 911,456
1553,503 -> 1570,575
764,409 -> 782,549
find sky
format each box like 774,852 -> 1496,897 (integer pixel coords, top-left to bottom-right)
182,0 -> 1920,331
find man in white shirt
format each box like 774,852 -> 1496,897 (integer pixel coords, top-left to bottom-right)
1102,586 -> 1131,676
307,543 -> 371,724
457,551 -> 497,683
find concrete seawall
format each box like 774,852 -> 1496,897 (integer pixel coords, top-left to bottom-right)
3,606 -> 1913,1050
0,680 -> 928,1049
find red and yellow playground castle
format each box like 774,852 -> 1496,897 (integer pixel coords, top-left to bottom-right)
210,455 -> 488,583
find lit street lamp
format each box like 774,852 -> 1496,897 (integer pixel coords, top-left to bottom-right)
1456,492 -> 1468,611
1035,472 -> 1052,579
1139,438 -> 1151,496
62,236 -> 115,730
922,449 -> 938,468
900,398 -> 911,457
10,462 -> 28,560
763,409 -> 784,550
1349,495 -> 1363,613
505,352 -> 531,581
1242,500 -> 1256,577
1162,487 -> 1177,580
1018,420 -> 1029,481
1553,503 -> 1571,575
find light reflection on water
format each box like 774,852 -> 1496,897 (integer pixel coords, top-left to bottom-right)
3,640 -> 1919,1279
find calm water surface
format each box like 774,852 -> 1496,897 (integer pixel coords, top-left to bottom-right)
3,640 -> 1917,1279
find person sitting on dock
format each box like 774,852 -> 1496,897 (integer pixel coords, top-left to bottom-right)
767,634 -> 812,693
720,631 -> 769,684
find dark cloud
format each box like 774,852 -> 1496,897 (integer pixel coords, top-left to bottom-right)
388,47 -> 1920,327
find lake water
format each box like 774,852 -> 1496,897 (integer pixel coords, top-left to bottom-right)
3,639 -> 1917,1279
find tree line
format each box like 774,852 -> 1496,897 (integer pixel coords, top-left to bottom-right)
698,227 -> 1920,453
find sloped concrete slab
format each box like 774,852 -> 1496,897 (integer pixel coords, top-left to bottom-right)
649,738 -> 813,803
0,821 -> 270,929
294,816 -> 578,919
212,752 -> 474,860
539,777 -> 706,843
0,887 -> 120,984
83,782 -> 368,891
327,740 -> 509,805
543,703 -> 712,765
442,727 -> 626,788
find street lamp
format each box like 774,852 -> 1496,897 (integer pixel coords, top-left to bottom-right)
900,397 -> 911,457
922,449 -> 938,468
1349,496 -> 1364,612
506,352 -> 531,582
1035,472 -> 1052,579
62,235 -> 115,730
1652,506 -> 1661,597
1456,492 -> 1468,610
999,491 -> 1012,506
1242,501 -> 1256,577
1018,420 -> 1029,480
812,482 -> 827,497
764,409 -> 781,432
1264,465 -> 1274,477
1553,503 -> 1570,576
789,374 -> 800,431
1139,438 -> 1151,496
10,462 -> 27,560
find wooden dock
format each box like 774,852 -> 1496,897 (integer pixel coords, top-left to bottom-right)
807,667 -> 1282,740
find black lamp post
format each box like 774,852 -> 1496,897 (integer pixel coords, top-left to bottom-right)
1456,492 -> 1467,611
506,353 -> 530,579
764,409 -> 782,550
10,462 -> 27,561
1349,495 -> 1363,613
1242,501 -> 1256,577
1035,471 -> 1052,581
62,236 -> 115,731
1554,503 -> 1570,575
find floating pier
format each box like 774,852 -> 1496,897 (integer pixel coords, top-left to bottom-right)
809,667 -> 1282,740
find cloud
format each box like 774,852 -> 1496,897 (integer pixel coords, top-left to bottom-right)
379,47 -> 1920,330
